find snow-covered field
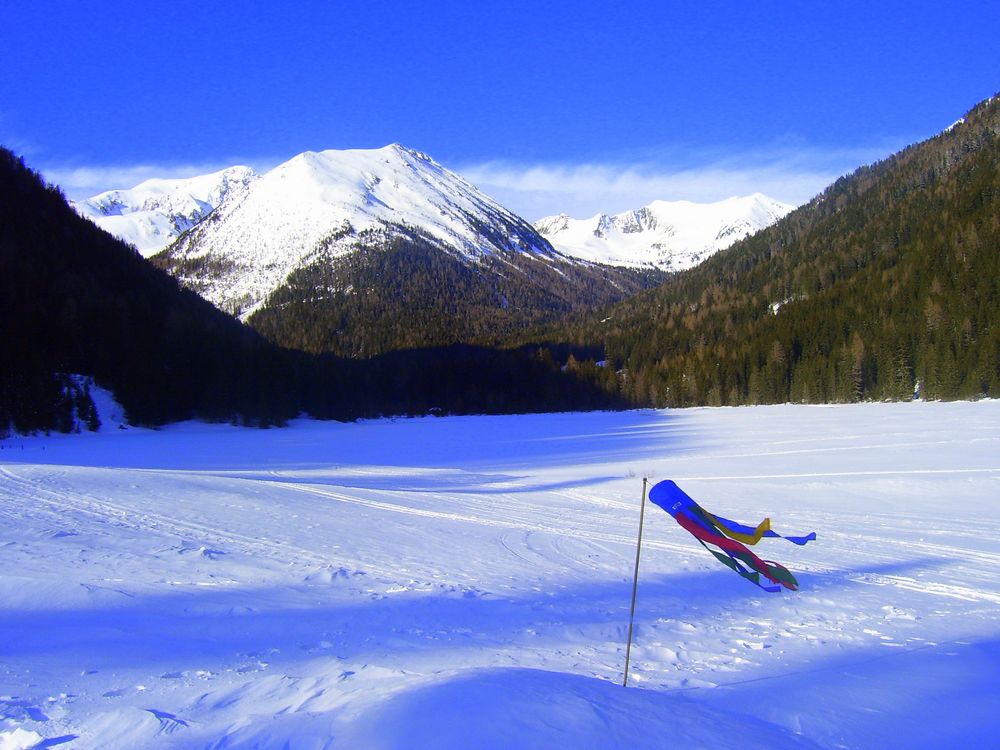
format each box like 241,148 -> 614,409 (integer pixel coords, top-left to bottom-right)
1,402 -> 998,749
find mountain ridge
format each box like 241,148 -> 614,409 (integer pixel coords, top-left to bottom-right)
535,193 -> 794,270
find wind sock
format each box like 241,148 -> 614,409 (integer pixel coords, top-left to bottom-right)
648,480 -> 816,592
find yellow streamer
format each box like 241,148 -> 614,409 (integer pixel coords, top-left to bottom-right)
705,512 -> 772,545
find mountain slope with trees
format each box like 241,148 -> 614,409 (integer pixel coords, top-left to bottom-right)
529,93 -> 1000,407
0,148 -> 625,435
246,226 -> 660,357
150,144 -> 662,358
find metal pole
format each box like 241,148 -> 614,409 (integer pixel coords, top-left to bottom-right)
623,476 -> 648,687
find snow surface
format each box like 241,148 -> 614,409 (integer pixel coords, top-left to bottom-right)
535,194 -> 794,271
71,167 -> 259,257
164,145 -> 559,319
2,401 -> 999,748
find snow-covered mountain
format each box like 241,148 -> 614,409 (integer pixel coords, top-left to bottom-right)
159,144 -> 578,320
535,194 -> 794,271
72,166 -> 258,257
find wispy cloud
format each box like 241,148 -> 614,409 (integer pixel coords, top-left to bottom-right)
32,139 -> 903,219
0,111 -> 44,162
459,142 -> 899,221
39,161 -> 270,201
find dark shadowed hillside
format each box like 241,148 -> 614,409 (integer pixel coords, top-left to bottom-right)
0,148 -> 301,432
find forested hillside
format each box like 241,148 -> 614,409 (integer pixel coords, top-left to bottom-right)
247,228 -> 661,357
532,93 -> 1000,407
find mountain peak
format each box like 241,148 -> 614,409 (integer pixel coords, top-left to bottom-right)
384,142 -> 432,161
155,144 -> 563,320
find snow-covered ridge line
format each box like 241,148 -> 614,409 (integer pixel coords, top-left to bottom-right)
535,193 -> 794,271
72,166 -> 259,257
72,145 -> 560,266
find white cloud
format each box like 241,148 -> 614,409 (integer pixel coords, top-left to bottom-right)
459,143 -> 897,221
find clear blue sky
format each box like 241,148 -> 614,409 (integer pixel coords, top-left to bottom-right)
3,1 -> 998,218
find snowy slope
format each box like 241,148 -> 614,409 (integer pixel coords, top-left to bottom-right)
535,194 -> 794,270
2,401 -> 999,748
161,145 -> 561,319
72,167 -> 258,257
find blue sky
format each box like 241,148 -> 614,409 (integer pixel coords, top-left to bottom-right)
3,2 -> 998,218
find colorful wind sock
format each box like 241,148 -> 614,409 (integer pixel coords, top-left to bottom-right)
648,480 -> 816,592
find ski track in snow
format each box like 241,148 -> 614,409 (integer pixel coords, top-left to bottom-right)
1,401 -> 999,748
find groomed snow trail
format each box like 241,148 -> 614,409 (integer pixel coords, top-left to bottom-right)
1,402 -> 998,748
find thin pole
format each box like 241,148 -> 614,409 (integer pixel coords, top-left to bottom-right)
623,477 -> 648,687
